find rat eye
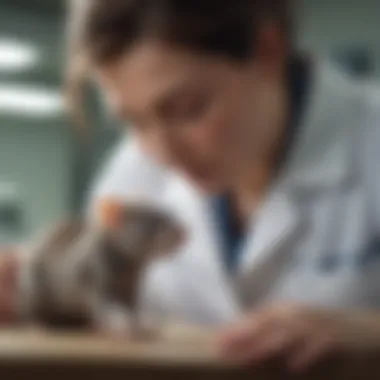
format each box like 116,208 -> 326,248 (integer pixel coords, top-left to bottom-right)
133,210 -> 162,234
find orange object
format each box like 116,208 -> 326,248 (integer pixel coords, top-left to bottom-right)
98,198 -> 124,230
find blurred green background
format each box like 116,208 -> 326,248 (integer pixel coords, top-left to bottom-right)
0,0 -> 379,244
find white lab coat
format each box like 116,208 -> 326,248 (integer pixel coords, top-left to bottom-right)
88,59 -> 380,326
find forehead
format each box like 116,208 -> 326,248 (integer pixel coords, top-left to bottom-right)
93,41 -> 236,111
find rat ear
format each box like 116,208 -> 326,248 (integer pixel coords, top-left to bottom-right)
97,197 -> 124,230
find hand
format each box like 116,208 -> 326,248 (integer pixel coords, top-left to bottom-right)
217,303 -> 380,373
0,249 -> 18,325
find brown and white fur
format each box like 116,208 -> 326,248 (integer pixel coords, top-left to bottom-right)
16,200 -> 184,337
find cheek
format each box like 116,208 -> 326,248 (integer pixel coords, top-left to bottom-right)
220,88 -> 273,161
185,107 -> 239,161
208,112 -> 249,167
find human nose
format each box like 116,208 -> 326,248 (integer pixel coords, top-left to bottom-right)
144,124 -> 189,167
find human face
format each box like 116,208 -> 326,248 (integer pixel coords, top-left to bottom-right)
95,30 -> 286,194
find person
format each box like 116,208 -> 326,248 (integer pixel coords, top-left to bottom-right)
2,0 -> 380,373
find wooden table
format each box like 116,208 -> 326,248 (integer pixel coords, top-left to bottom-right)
0,327 -> 378,380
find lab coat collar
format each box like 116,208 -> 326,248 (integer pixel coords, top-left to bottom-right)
281,59 -> 355,191
163,178 -> 243,323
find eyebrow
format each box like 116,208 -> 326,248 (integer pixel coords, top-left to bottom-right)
114,77 -> 209,124
154,80 -> 206,112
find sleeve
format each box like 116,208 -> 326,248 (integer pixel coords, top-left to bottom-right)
85,136 -> 169,219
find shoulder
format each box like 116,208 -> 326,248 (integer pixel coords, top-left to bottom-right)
85,136 -> 169,215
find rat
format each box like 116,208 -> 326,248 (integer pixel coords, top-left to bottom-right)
15,198 -> 185,337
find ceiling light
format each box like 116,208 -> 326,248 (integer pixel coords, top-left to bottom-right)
0,38 -> 39,72
0,84 -> 64,118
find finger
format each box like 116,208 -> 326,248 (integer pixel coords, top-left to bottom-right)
217,305 -> 303,362
217,323 -> 255,359
237,311 -> 318,365
218,313 -> 259,345
245,326 -> 299,364
218,316 -> 277,361
288,336 -> 335,373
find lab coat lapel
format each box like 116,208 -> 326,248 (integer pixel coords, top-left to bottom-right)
236,59 -> 353,307
164,176 -> 242,324
236,187 -> 304,307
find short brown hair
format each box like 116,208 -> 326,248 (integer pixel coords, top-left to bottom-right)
65,0 -> 292,133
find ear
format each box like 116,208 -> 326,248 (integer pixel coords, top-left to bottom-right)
97,197 -> 124,230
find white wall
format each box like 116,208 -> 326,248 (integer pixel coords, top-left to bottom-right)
0,120 -> 73,243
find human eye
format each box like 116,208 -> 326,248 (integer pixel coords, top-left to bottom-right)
173,95 -> 209,120
161,91 -> 212,125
